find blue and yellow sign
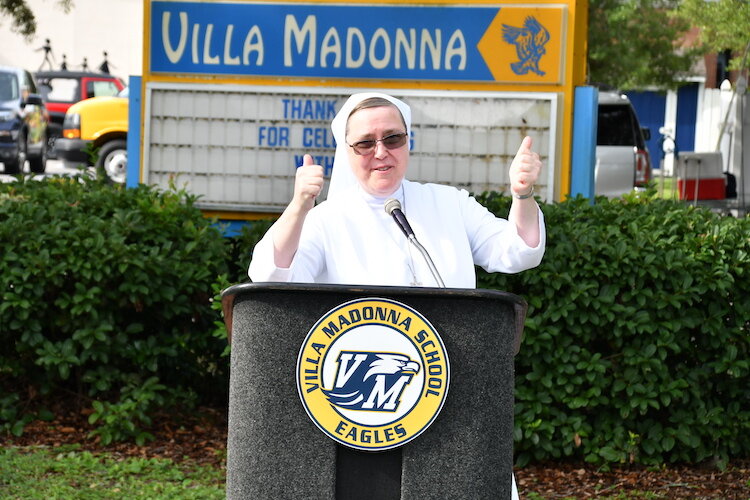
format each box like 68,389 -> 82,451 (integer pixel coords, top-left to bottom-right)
297,298 -> 450,451
149,1 -> 565,84
143,0 -> 588,203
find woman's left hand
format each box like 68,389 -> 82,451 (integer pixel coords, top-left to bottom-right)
509,136 -> 542,198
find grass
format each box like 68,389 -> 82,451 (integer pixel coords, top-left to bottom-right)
1,445 -> 744,499
0,446 -> 676,500
0,445 -> 225,499
653,171 -> 677,199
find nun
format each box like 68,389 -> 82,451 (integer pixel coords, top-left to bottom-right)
249,92 -> 545,286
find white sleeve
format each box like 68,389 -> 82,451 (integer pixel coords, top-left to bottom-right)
247,228 -> 294,282
461,192 -> 546,273
247,217 -> 325,283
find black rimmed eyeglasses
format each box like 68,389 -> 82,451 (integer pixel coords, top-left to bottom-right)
346,133 -> 408,156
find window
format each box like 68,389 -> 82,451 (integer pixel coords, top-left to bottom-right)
597,104 -> 637,147
41,77 -> 80,103
86,80 -> 121,98
0,72 -> 19,101
23,71 -> 38,94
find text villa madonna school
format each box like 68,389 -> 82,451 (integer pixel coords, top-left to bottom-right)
296,299 -> 450,450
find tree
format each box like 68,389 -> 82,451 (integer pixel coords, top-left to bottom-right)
0,0 -> 72,39
678,0 -> 750,71
588,0 -> 700,90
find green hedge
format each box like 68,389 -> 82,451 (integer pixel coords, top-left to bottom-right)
2,178 -> 748,467
475,190 -> 750,467
0,177 -> 230,444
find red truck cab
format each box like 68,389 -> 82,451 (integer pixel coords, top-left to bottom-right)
34,70 -> 124,158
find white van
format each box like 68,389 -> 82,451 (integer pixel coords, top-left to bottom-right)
595,91 -> 652,197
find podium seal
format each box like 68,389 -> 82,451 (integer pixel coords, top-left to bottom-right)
297,297 -> 450,451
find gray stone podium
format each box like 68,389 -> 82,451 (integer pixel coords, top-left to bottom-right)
222,282 -> 527,499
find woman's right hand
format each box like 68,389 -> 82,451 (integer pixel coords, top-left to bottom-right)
292,154 -> 325,212
271,154 -> 324,268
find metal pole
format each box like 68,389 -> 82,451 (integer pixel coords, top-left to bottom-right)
739,76 -> 747,216
693,159 -> 701,205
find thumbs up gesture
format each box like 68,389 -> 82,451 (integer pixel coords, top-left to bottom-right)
509,136 -> 542,199
292,154 -> 325,212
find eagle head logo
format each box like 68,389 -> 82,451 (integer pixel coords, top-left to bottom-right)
322,352 -> 420,412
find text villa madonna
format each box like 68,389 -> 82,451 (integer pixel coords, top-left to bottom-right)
161,12 -> 468,71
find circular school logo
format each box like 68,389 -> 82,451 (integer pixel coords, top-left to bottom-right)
296,297 -> 450,451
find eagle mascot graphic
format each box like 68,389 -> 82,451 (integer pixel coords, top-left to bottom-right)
323,352 -> 420,412
501,16 -> 550,76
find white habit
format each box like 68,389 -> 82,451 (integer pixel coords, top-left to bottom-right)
248,179 -> 545,286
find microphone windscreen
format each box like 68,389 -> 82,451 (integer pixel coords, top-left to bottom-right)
384,198 -> 402,215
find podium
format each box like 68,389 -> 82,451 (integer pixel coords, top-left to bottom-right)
222,283 -> 527,499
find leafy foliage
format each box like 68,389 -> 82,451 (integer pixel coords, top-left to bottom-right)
222,218 -> 275,284
677,0 -> 750,71
2,177 -> 749,468
0,177 -> 229,442
0,0 -> 71,39
476,190 -> 750,467
588,0 -> 699,90
209,218 -> 275,349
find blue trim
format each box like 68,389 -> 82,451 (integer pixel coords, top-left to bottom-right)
214,219 -> 249,237
627,90 -> 666,164
676,83 -> 699,154
570,86 -> 598,200
126,75 -> 142,188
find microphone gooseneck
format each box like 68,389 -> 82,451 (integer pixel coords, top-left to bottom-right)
384,198 -> 445,288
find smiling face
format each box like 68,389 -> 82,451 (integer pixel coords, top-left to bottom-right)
345,105 -> 409,197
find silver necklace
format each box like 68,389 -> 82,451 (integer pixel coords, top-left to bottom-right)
402,187 -> 422,286
369,184 -> 422,286
394,185 -> 421,286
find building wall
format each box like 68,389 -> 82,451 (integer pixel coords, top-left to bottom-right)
0,0 -> 143,80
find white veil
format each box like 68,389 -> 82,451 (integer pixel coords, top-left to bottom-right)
327,92 -> 412,200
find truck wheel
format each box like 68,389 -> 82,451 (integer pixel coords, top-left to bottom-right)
96,139 -> 127,184
3,135 -> 26,175
29,133 -> 48,173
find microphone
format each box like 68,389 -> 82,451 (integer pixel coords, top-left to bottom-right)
384,198 -> 414,239
385,198 -> 445,288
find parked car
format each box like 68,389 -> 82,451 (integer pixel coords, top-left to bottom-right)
0,66 -> 49,174
56,87 -> 128,183
596,91 -> 652,197
35,70 -> 124,158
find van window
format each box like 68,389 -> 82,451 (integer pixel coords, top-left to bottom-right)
23,71 -> 38,94
86,80 -> 121,98
41,77 -> 80,103
0,72 -> 19,101
597,104 -> 638,147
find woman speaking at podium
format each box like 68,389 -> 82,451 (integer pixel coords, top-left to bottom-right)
249,92 -> 545,287
248,92 -> 546,498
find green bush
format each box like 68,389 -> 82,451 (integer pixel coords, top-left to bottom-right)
476,190 -> 750,467
0,177 -> 230,443
2,177 -> 748,467
209,218 -> 275,351
224,218 -> 275,284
